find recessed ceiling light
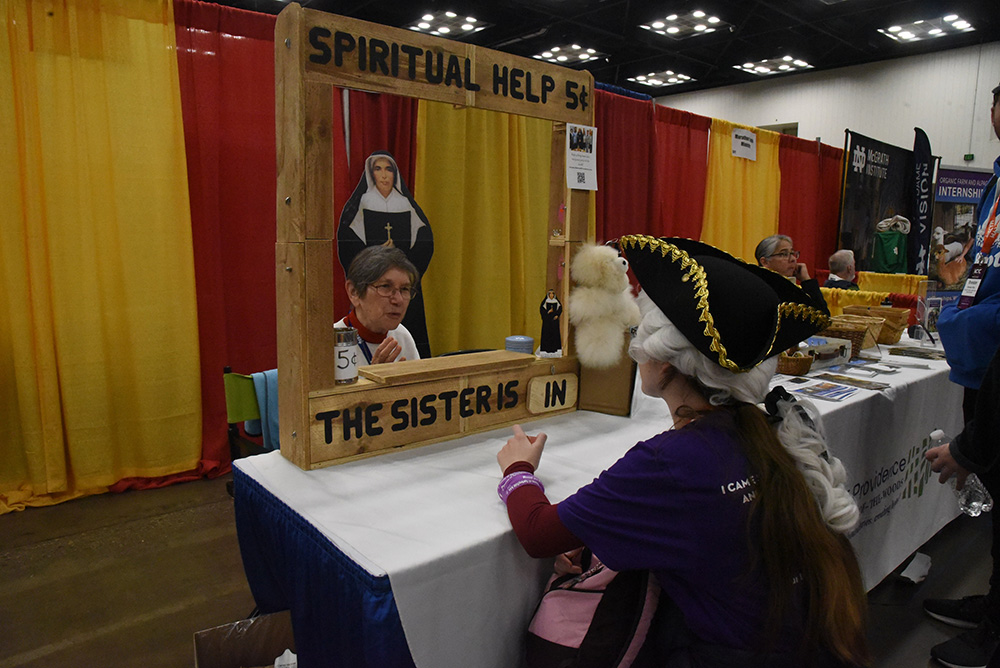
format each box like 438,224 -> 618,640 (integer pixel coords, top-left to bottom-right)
878,15 -> 975,42
639,10 -> 732,40
407,11 -> 491,37
627,68 -> 696,88
734,56 -> 812,77
531,43 -> 607,67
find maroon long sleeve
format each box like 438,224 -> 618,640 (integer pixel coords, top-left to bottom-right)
502,462 -> 584,557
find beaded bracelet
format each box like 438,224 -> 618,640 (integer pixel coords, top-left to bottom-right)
497,471 -> 544,504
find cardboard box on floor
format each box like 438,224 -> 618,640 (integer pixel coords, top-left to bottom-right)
194,611 -> 295,668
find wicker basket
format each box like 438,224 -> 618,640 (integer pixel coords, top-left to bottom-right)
776,353 -> 813,376
818,315 -> 878,359
842,305 -> 910,344
836,314 -> 884,349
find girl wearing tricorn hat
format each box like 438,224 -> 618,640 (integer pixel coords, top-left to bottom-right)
497,236 -> 868,667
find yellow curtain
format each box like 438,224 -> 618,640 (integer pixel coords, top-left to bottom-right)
819,287 -> 891,316
415,101 -> 554,355
700,119 -> 781,262
0,0 -> 201,513
857,271 -> 925,295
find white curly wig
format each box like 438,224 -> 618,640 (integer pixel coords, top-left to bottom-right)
628,289 -> 859,533
628,290 -> 776,404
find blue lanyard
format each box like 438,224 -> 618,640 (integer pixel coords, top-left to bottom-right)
358,340 -> 374,365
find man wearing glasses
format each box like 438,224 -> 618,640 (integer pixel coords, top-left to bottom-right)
754,234 -> 811,283
337,246 -> 421,365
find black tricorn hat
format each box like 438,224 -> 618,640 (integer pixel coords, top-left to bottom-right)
618,235 -> 831,372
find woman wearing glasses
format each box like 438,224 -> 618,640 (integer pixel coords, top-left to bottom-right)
336,246 -> 421,365
337,151 -> 434,359
755,234 -> 811,283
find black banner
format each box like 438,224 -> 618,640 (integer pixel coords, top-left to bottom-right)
911,128 -> 936,275
839,130 -> 915,273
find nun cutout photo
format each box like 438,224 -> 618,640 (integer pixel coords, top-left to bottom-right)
338,151 -> 434,358
539,289 -> 562,357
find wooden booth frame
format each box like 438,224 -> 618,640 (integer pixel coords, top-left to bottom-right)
274,3 -> 626,470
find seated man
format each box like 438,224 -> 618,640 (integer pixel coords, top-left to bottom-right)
336,245 -> 421,365
824,250 -> 860,290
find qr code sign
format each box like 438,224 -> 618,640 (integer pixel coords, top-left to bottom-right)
576,172 -> 586,184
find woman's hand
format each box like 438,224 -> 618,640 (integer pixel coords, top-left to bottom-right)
497,424 -> 547,473
926,442 -> 970,490
372,337 -> 404,364
793,263 -> 811,282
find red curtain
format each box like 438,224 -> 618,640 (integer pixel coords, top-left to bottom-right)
169,0 -> 279,483
595,90 -> 655,242
778,135 -> 844,276
652,106 -> 711,240
333,90 -> 418,315
346,90 -> 418,188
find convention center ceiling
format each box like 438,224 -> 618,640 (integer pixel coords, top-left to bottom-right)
210,0 -> 999,95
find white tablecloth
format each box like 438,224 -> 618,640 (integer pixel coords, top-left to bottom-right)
235,336 -> 964,668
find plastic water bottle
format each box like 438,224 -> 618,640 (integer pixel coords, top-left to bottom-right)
929,429 -> 994,517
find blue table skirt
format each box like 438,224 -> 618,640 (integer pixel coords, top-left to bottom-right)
233,467 -> 417,668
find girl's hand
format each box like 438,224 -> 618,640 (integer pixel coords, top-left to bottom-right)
497,424 -> 547,473
554,548 -> 584,577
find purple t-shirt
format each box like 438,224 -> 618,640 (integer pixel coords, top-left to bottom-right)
557,411 -> 804,651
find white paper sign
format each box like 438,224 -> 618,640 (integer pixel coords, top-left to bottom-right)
566,123 -> 597,190
731,128 -> 757,161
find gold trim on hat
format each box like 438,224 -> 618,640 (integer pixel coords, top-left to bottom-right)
620,234 -> 830,372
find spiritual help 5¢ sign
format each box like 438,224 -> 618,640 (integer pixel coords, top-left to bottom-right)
295,10 -> 593,125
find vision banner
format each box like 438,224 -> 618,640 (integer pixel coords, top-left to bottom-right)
911,128 -> 936,275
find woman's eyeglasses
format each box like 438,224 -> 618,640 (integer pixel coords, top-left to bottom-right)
372,283 -> 418,300
768,249 -> 800,260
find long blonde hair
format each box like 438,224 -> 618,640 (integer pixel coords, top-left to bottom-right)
630,291 -> 869,666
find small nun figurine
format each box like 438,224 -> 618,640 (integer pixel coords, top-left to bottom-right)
539,289 -> 563,356
338,151 -> 434,359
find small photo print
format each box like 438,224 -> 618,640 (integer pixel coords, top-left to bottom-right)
792,381 -> 858,402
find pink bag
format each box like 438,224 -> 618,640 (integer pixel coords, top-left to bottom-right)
526,551 -> 660,668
